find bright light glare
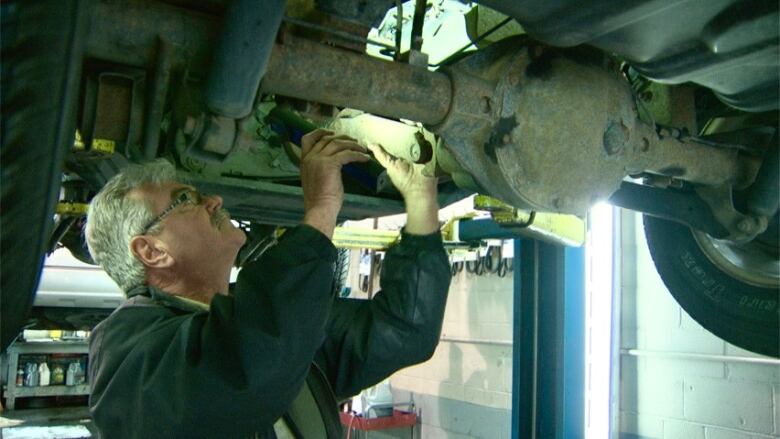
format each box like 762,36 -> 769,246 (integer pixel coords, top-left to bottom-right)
584,202 -> 614,439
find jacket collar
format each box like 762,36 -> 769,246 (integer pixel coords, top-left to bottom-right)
126,285 -> 210,313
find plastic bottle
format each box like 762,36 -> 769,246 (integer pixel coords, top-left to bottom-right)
66,362 -> 77,386
16,366 -> 24,386
74,362 -> 85,385
39,362 -> 51,386
25,363 -> 39,387
52,364 -> 65,385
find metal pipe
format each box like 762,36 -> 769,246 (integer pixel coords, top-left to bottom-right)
281,16 -> 395,51
439,335 -> 513,347
621,349 -> 780,365
632,123 -> 751,188
205,0 -> 285,119
261,35 -> 452,125
143,38 -> 173,160
608,182 -> 729,238
86,1 -> 218,69
394,0 -> 403,61
410,0 -> 426,52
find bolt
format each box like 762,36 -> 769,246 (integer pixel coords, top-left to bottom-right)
480,96 -> 492,114
509,74 -> 521,87
737,217 -> 755,234
502,134 -> 511,145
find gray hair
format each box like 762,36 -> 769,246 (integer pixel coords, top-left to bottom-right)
85,159 -> 179,292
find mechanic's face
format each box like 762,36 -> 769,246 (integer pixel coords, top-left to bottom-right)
139,181 -> 246,271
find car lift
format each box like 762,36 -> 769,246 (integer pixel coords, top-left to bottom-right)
334,195 -> 587,438
458,215 -> 586,439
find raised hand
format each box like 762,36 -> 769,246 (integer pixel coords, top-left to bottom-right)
366,142 -> 439,235
300,129 -> 370,238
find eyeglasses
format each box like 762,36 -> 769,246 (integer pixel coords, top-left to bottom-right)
139,189 -> 203,235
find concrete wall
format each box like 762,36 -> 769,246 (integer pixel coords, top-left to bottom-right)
618,210 -> 780,439
345,247 -> 514,439
391,270 -> 514,438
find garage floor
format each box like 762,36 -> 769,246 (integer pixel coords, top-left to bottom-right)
0,407 -> 94,438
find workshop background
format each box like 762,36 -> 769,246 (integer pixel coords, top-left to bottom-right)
339,204 -> 779,439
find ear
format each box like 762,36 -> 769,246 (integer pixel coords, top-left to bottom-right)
129,235 -> 174,268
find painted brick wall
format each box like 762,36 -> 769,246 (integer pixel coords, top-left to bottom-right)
619,210 -> 780,439
351,266 -> 514,438
391,270 -> 514,438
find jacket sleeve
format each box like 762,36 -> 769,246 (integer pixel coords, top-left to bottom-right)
314,230 -> 451,400
88,225 -> 337,436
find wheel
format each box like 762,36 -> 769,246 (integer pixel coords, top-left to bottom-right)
643,215 -> 779,357
0,0 -> 87,351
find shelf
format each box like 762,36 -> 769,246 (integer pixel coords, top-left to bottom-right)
9,384 -> 90,398
9,341 -> 89,355
3,341 -> 91,410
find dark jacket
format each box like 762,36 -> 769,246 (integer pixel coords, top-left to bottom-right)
88,225 -> 451,438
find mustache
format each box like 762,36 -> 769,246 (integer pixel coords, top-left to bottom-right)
211,208 -> 230,227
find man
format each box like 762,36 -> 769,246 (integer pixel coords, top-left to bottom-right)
85,129 -> 451,438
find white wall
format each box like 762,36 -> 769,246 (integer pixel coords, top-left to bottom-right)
618,210 -> 780,439
390,270 -> 514,438
345,250 -> 514,439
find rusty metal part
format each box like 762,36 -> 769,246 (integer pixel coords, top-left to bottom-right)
410,0 -> 426,52
696,185 -> 769,243
86,67 -> 146,157
609,182 -> 729,238
261,34 -> 452,125
282,15 -> 387,53
142,38 -> 173,160
435,39 -> 760,214
85,5 -> 759,221
394,0 -> 403,61
94,74 -> 133,143
432,38 -> 533,205
182,113 -> 237,162
87,1 -> 218,71
205,0 -> 284,119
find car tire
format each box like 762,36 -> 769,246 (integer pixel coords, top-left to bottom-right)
643,215 -> 779,357
1,0 -> 87,351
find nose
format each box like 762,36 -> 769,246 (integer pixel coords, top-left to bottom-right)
203,194 -> 224,212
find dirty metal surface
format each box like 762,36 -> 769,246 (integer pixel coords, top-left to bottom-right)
93,74 -> 135,146
492,47 -> 639,214
438,37 -> 758,215
262,35 -> 452,126
432,38 -> 523,205
84,5 -> 759,222
87,0 -> 219,72
696,184 -> 769,243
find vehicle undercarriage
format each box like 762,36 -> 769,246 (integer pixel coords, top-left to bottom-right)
1,0 -> 778,356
